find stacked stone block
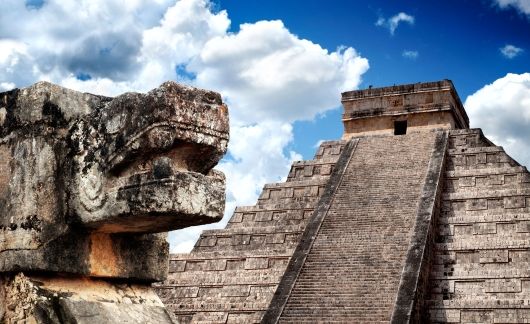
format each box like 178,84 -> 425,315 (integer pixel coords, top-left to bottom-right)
427,128 -> 530,323
155,141 -> 345,323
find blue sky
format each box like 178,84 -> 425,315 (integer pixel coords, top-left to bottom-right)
216,0 -> 529,159
1,0 -> 529,251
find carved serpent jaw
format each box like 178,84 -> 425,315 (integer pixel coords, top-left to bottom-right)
70,82 -> 229,233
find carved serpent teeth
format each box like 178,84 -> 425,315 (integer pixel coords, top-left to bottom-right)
107,139 -> 220,187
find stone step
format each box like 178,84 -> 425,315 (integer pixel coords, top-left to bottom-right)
166,300 -> 271,313
260,178 -> 329,190
431,261 -> 530,275
436,238 -> 530,251
438,222 -> 529,236
228,201 -> 320,220
200,224 -> 304,237
448,146 -> 506,155
426,299 -> 530,309
159,284 -> 275,301
430,266 -> 530,280
447,148 -> 520,171
169,311 -> 265,324
286,157 -> 338,182
446,165 -> 528,178
162,268 -> 286,286
169,252 -> 291,262
169,312 -> 228,324
164,254 -> 291,276
257,178 -> 328,204
448,161 -> 520,173
428,308 -> 530,324
448,128 -> 494,150
312,140 -> 345,160
256,195 -> 321,208
169,248 -> 294,260
227,208 -> 313,229
438,212 -> 530,225
192,226 -> 302,253
446,173 -> 530,194
443,187 -> 530,200
232,203 -> 316,213
441,202 -> 530,219
431,251 -> 530,266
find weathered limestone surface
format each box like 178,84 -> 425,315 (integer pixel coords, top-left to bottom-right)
0,81 -> 228,323
1,273 -> 174,323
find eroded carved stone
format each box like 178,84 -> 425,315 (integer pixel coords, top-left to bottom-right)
0,81 -> 228,323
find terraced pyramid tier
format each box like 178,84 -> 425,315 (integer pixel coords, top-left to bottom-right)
427,129 -> 530,323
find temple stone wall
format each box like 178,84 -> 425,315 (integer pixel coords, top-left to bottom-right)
342,111 -> 456,138
341,80 -> 468,137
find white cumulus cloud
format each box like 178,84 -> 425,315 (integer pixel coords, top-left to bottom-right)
192,20 -> 369,124
376,12 -> 415,35
0,0 -> 369,253
500,44 -> 524,58
402,50 -> 419,59
494,0 -> 530,15
465,73 -> 530,167
0,0 -> 228,94
0,40 -> 39,89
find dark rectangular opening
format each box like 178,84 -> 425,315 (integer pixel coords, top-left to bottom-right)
394,120 -> 407,135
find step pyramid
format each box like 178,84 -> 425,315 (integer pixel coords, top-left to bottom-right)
155,80 -> 530,323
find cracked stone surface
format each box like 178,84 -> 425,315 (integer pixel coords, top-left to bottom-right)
0,81 -> 229,323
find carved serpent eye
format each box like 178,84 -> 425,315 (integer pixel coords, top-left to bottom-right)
70,120 -> 108,213
79,163 -> 107,212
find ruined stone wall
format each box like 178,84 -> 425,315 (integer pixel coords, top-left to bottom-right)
1,273 -> 173,323
427,129 -> 530,323
155,141 -> 345,323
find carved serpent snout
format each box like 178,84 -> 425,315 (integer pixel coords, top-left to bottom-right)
68,82 -> 229,233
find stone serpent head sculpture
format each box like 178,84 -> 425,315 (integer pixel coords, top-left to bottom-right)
0,81 -> 228,280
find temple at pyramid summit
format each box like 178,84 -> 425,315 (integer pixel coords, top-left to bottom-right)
155,80 -> 530,323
